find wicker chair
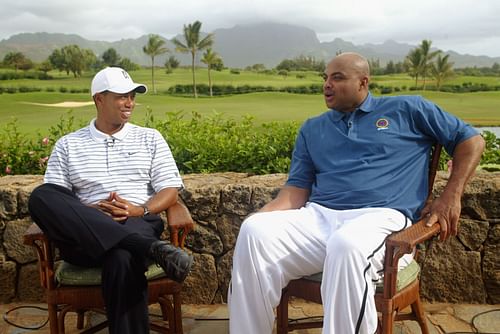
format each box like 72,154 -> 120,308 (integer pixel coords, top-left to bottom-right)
23,200 -> 194,334
276,145 -> 443,334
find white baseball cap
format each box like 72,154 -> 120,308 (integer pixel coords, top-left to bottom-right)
91,67 -> 147,97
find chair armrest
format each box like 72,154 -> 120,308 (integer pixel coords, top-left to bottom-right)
23,223 -> 48,246
166,200 -> 194,248
382,219 -> 440,298
386,219 -> 441,254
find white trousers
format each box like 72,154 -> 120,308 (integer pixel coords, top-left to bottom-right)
228,203 -> 411,334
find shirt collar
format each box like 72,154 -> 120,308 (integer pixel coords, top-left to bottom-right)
329,92 -> 374,122
89,119 -> 131,142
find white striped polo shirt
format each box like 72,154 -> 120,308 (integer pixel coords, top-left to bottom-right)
44,119 -> 183,205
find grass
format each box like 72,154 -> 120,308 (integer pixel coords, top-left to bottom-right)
0,67 -> 324,92
1,68 -> 500,135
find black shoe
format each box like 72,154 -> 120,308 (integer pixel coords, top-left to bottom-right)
149,241 -> 193,283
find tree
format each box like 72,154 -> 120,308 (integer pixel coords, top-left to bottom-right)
48,49 -> 67,74
143,34 -> 169,94
384,61 -> 395,74
201,48 -> 221,97
119,58 -> 140,72
38,60 -> 53,74
165,56 -> 180,73
102,48 -> 121,66
418,40 -> 441,90
3,52 -> 28,72
431,54 -> 455,91
406,48 -> 423,88
48,45 -> 95,77
172,20 -> 214,98
211,57 -> 224,71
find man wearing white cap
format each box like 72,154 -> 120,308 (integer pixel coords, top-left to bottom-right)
28,67 -> 193,334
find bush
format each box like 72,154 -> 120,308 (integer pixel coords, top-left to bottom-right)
152,111 -> 299,174
1,112 -> 498,176
167,84 -> 323,96
380,86 -> 393,94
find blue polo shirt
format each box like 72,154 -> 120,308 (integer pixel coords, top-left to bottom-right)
286,93 -> 478,221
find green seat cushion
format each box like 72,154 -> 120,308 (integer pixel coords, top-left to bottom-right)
303,259 -> 420,293
55,261 -> 166,286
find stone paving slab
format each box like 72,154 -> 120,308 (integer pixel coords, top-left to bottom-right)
1,302 -> 499,333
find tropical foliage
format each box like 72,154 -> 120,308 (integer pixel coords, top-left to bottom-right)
143,34 -> 169,94
201,48 -> 222,97
172,21 -> 214,98
431,54 -> 455,91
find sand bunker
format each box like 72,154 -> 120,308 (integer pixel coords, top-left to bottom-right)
22,101 -> 94,108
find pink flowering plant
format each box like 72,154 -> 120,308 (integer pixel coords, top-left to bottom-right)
0,113 -> 77,176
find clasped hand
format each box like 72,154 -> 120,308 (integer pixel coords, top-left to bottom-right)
96,192 -> 142,222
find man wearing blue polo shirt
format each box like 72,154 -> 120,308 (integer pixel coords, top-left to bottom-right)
228,53 -> 485,334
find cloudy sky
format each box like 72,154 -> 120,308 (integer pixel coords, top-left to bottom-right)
1,0 -> 499,57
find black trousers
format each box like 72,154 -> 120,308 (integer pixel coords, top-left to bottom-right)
28,183 -> 164,334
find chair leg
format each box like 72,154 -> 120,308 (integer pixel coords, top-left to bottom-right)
380,310 -> 395,334
411,297 -> 430,334
77,310 -> 85,329
172,291 -> 183,334
276,289 -> 290,334
58,305 -> 72,334
158,293 -> 183,334
47,303 -> 59,334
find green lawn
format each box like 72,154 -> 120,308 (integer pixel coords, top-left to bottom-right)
1,68 -> 499,135
0,67 -> 324,92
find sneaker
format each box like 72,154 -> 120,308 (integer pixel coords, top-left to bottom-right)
149,241 -> 193,283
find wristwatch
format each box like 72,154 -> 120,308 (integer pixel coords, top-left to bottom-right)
142,205 -> 150,216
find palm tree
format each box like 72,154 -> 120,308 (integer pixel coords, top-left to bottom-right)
201,48 -> 221,97
431,54 -> 455,91
418,40 -> 441,90
172,21 -> 214,98
406,48 -> 423,88
143,34 -> 169,94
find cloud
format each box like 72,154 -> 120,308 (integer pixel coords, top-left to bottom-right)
1,0 -> 499,57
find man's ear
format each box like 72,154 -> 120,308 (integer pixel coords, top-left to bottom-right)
93,93 -> 105,106
359,76 -> 369,90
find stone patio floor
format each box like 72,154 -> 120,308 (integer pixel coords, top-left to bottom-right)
1,299 -> 499,333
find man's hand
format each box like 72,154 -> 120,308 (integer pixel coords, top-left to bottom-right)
422,192 -> 462,241
97,192 -> 143,222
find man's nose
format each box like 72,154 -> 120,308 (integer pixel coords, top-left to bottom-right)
125,96 -> 134,105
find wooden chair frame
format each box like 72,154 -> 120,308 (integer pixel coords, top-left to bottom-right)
23,201 -> 193,334
276,144 -> 443,334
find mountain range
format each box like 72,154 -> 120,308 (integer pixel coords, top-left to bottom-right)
1,22 -> 499,69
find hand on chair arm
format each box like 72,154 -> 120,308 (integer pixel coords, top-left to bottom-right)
166,200 -> 194,248
423,135 -> 485,241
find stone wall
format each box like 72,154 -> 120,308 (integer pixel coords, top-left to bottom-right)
0,172 -> 499,305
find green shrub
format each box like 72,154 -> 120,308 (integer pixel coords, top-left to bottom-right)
380,86 -> 393,94
152,111 -> 299,174
1,112 -> 498,176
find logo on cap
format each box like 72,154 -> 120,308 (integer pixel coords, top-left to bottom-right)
121,70 -> 130,79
